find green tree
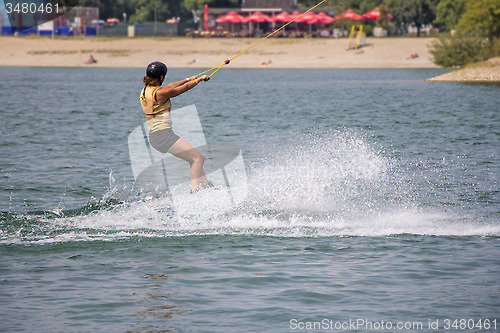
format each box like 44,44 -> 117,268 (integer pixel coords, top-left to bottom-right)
128,0 -> 190,23
322,0 -> 370,13
434,0 -> 465,30
298,0 -> 330,8
385,0 -> 438,36
429,31 -> 488,66
184,0 -> 241,11
78,0 -> 131,20
129,0 -> 167,22
458,0 -> 500,42
376,5 -> 392,29
359,0 -> 386,13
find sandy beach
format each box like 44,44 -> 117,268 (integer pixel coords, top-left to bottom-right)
0,35 -> 437,69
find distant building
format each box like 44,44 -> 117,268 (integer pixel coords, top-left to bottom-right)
1,5 -> 99,36
3,0 -> 46,30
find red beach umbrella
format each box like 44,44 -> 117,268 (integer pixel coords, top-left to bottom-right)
337,9 -> 363,21
215,11 -> 245,23
316,12 -> 336,24
215,11 -> 245,33
244,11 -> 270,36
361,8 -> 393,20
290,11 -> 302,20
244,11 -> 271,23
295,11 -> 319,23
286,11 -> 303,33
295,11 -> 323,33
270,11 -> 292,23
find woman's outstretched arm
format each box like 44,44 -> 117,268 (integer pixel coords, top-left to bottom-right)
156,75 -> 208,102
164,74 -> 204,88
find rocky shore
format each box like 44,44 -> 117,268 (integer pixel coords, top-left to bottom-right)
426,58 -> 500,82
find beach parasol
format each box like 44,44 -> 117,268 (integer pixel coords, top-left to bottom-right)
270,11 -> 292,23
294,12 -> 323,33
361,8 -> 393,20
269,12 -> 293,36
243,11 -> 270,35
215,11 -> 245,33
290,11 -> 302,20
215,11 -> 245,23
243,11 -> 271,23
336,9 -> 363,21
294,11 -> 319,23
316,12 -> 336,24
285,11 -> 303,33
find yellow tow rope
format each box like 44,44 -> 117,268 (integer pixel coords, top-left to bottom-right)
197,0 -> 326,80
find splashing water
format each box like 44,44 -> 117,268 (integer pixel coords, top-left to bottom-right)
1,131 -> 498,245
249,131 -> 396,214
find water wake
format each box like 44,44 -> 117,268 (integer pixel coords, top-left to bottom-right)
1,131 -> 498,244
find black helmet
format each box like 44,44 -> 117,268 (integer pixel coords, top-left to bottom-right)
146,61 -> 167,78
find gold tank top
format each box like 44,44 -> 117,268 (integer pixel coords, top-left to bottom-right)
140,85 -> 172,132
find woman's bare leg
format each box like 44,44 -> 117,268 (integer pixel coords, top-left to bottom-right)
168,138 -> 209,190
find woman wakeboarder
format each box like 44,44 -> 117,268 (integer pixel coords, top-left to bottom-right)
140,61 -> 213,193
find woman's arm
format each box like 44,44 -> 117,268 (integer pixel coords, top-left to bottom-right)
164,75 -> 202,88
156,75 -> 208,102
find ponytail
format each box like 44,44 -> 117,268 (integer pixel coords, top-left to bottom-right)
143,76 -> 162,86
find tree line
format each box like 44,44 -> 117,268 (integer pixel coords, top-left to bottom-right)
80,0 -> 496,37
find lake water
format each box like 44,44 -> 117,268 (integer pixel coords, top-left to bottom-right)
0,66 -> 499,332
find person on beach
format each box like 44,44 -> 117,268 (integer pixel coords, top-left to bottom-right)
140,61 -> 213,193
84,55 -> 97,64
260,60 -> 272,67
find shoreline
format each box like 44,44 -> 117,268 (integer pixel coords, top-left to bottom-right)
425,57 -> 500,82
1,35 -> 437,69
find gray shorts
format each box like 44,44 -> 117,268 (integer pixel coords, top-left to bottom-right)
149,128 -> 180,153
